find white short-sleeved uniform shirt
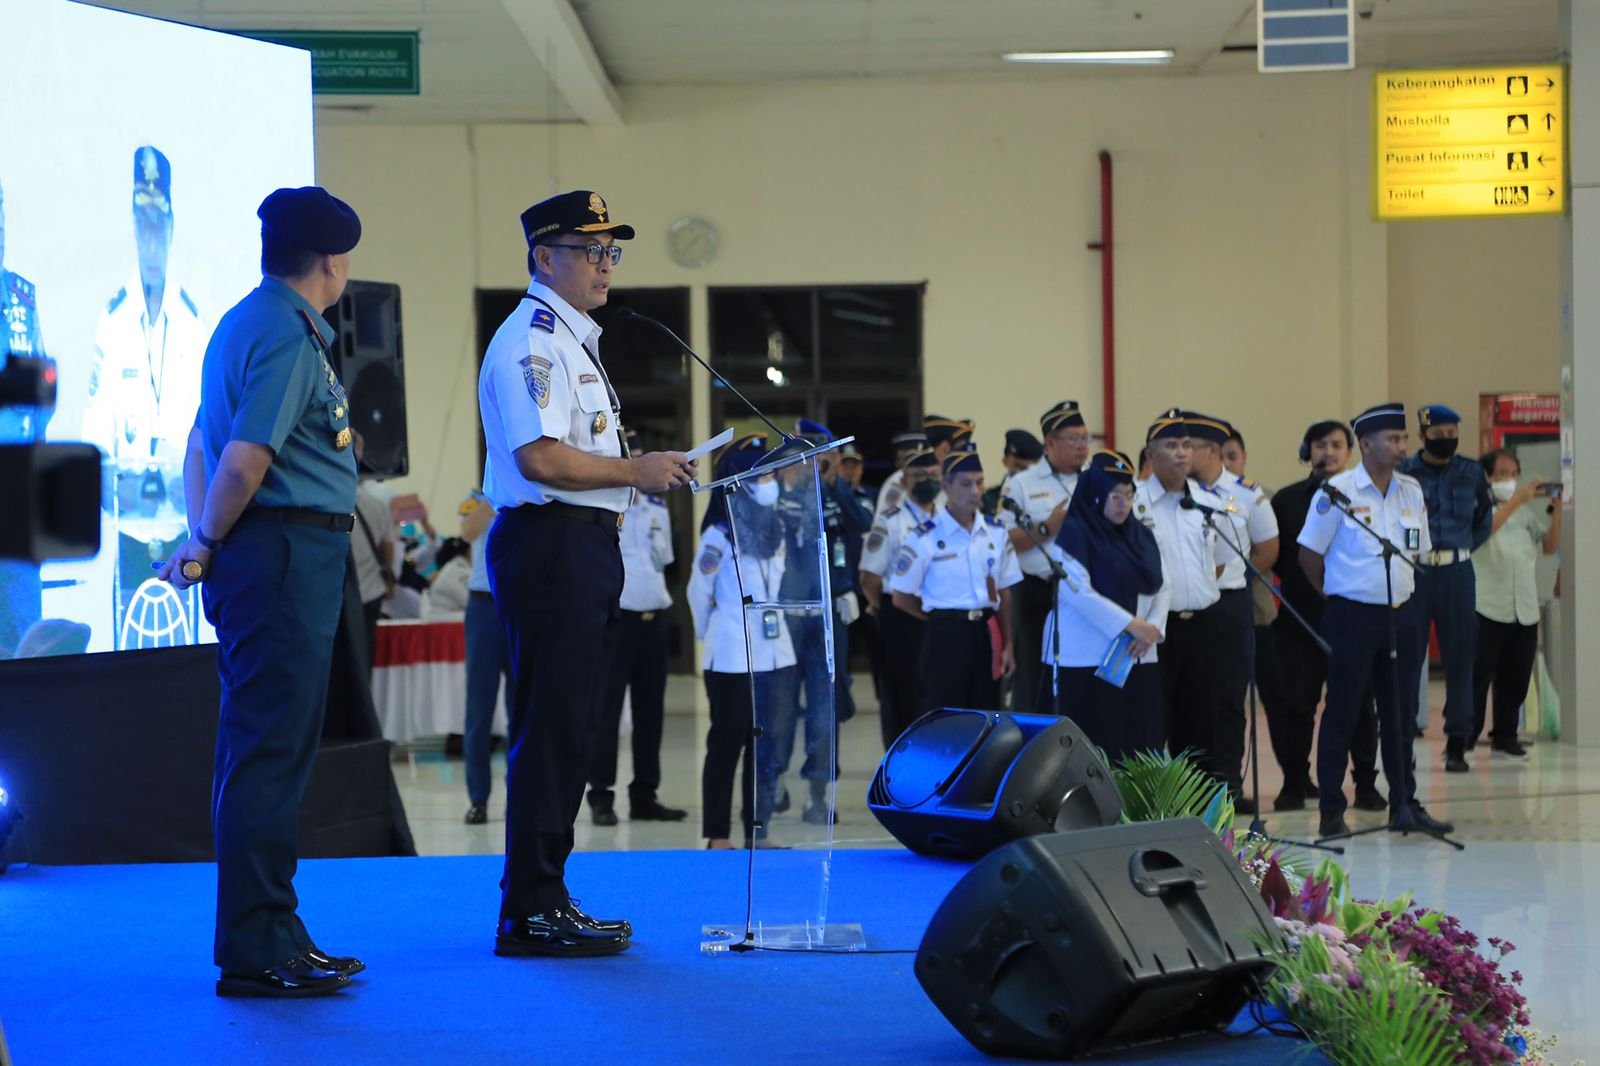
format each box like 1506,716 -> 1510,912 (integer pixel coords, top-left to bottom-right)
619,492 -> 673,612
477,279 -> 629,513
1133,477 -> 1229,613
859,500 -> 937,578
1199,472 -> 1281,590
1000,460 -> 1078,579
1297,465 -> 1430,605
686,524 -> 797,673
887,507 -> 1023,610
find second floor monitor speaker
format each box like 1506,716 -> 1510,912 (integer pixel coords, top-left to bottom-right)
333,281 -> 408,479
867,710 -> 1123,861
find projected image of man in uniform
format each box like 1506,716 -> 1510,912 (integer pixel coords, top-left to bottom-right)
83,146 -> 208,649
0,173 -> 52,656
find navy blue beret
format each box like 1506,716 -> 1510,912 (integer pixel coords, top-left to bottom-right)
258,186 -> 362,255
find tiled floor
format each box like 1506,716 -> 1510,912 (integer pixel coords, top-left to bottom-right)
393,676 -> 1600,1062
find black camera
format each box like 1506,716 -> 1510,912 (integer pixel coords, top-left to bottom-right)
1,353 -> 101,563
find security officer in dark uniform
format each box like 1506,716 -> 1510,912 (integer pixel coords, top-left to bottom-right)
1268,420 -> 1384,812
888,449 -> 1022,711
1400,404 -> 1493,771
1297,403 -> 1454,839
0,173 -> 52,657
477,190 -> 693,957
160,187 -> 365,997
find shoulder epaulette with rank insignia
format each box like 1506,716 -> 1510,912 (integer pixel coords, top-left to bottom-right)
647,494 -> 667,507
984,514 -> 1002,528
913,518 -> 936,536
8,272 -> 35,304
107,286 -> 128,314
1237,476 -> 1258,490
180,289 -> 198,316
883,505 -> 901,519
530,307 -> 557,334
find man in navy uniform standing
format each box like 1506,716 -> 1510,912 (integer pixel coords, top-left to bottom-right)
160,187 -> 365,997
478,191 -> 694,957
1400,404 -> 1493,771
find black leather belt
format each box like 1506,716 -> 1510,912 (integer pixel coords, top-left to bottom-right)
517,500 -> 623,532
470,590 -> 495,602
235,507 -> 356,534
622,609 -> 661,621
927,608 -> 995,622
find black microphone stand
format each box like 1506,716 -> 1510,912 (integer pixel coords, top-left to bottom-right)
1000,498 -> 1079,714
1192,499 -> 1342,855
1312,483 -> 1464,851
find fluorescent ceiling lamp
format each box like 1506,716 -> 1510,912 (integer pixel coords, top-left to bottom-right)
1003,49 -> 1174,65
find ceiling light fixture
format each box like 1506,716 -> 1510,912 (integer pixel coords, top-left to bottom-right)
1002,50 -> 1175,66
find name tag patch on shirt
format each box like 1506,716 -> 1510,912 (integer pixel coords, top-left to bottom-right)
578,373 -> 599,384
932,553 -> 957,562
521,354 -> 552,409
121,367 -> 139,379
531,308 -> 557,334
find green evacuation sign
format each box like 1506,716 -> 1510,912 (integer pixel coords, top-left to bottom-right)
234,30 -> 420,95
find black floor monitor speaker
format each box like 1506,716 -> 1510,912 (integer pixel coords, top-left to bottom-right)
867,710 -> 1122,860
333,280 -> 408,478
915,818 -> 1285,1059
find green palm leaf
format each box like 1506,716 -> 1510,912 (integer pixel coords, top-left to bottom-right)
1110,749 -> 1235,835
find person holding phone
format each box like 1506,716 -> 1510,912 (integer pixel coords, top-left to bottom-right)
1470,449 -> 1561,758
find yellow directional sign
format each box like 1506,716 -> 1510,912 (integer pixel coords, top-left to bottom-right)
1373,65 -> 1567,220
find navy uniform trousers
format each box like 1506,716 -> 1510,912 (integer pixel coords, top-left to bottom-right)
1415,560 -> 1477,739
488,505 -> 622,918
203,522 -> 348,972
875,602 -> 926,747
920,614 -> 1000,713
1317,596 -> 1422,817
588,608 -> 669,808
1010,575 -> 1053,711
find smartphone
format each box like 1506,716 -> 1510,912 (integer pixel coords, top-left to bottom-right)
1536,482 -> 1563,498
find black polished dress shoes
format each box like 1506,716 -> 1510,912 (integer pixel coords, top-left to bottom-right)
304,945 -> 366,977
1318,811 -> 1350,838
630,797 -> 687,822
464,804 -> 487,825
1397,804 -> 1455,835
216,954 -> 351,998
567,899 -> 633,937
495,907 -> 631,957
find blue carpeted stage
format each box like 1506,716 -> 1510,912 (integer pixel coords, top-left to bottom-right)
0,849 -> 1325,1064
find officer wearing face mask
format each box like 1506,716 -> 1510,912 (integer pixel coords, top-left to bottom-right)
859,447 -> 941,745
1399,404 -> 1493,772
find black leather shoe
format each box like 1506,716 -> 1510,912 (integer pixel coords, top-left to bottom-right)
1273,789 -> 1306,812
1231,795 -> 1259,817
217,954 -> 351,998
495,908 -> 631,957
630,797 -> 687,822
464,804 -> 487,825
774,785 -> 791,814
1399,804 -> 1455,835
568,898 -> 633,937
303,945 -> 365,977
591,804 -> 619,827
1444,739 -> 1470,773
1353,786 -> 1388,812
1318,812 -> 1350,838
1491,740 -> 1528,758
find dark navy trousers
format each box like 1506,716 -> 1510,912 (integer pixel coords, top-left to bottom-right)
1414,561 -> 1477,739
1317,596 -> 1422,817
488,506 -> 622,917
588,608 -> 670,807
464,590 -> 511,807
203,523 -> 348,972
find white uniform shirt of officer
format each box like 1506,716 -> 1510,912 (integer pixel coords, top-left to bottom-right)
887,507 -> 1023,610
860,495 -> 938,580
1298,464 -> 1430,605
1044,547 -> 1171,667
1000,460 -> 1078,578
619,492 -> 673,612
1201,473 -> 1280,591
1133,476 -> 1229,613
687,524 -> 797,673
478,278 -> 628,513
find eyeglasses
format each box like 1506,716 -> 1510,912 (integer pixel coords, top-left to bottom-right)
544,242 -> 622,266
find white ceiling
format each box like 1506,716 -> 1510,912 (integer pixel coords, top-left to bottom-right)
91,0 -> 1565,124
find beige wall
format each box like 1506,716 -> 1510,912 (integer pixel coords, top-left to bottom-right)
314,70 -> 1559,520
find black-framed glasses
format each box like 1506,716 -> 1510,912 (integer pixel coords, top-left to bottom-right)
544,241 -> 622,266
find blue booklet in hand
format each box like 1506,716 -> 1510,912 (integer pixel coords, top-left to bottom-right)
1094,631 -> 1138,689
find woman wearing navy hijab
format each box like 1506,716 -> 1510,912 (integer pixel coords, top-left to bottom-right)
1042,450 -> 1168,764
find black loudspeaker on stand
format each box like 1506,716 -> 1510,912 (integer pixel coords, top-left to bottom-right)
332,280 -> 408,478
915,818 -> 1286,1059
867,709 -> 1123,860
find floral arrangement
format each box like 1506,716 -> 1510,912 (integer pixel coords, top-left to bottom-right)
1108,751 -> 1573,1065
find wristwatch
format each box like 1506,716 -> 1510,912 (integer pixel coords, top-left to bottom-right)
195,527 -> 224,552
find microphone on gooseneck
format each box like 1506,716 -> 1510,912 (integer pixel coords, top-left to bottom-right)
1317,479 -> 1354,507
615,307 -> 795,447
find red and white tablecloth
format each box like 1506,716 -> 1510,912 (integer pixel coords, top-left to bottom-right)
371,618 -> 506,743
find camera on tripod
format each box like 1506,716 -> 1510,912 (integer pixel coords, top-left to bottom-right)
1,351 -> 101,562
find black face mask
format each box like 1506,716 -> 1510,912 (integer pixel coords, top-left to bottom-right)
910,479 -> 941,505
1423,436 -> 1459,460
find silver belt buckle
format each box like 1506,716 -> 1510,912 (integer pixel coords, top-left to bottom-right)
967,609 -> 983,621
